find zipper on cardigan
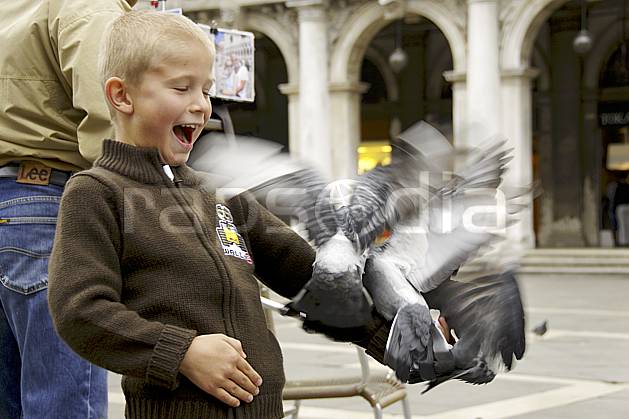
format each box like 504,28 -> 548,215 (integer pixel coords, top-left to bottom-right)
169,173 -> 235,336
162,164 -> 184,185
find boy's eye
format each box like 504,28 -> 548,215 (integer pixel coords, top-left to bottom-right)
202,90 -> 211,97
174,87 -> 188,92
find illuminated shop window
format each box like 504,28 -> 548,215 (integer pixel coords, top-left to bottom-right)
357,142 -> 392,174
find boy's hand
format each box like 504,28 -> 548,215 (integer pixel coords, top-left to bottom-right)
179,334 -> 263,407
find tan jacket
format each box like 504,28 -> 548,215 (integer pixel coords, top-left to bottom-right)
0,0 -> 132,171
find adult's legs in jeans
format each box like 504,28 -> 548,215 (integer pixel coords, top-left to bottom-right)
0,287 -> 108,418
0,298 -> 22,418
0,179 -> 107,418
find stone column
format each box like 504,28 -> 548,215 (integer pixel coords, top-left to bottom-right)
549,10 -> 584,246
582,88 -> 601,246
286,0 -> 332,176
329,81 -> 369,179
501,68 -> 540,248
535,92 -> 555,247
443,70 -> 467,150
465,0 -> 501,146
278,83 -> 300,155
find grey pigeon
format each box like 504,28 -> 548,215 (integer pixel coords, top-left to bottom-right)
270,125 -> 453,331
419,270 -> 526,391
189,123 -> 452,332
361,136 -> 528,390
189,124 -> 528,384
532,320 -> 548,336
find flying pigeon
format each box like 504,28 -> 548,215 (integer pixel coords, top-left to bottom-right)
189,124 -> 528,388
361,134 -> 527,390
189,123 -> 453,334
417,270 -> 526,391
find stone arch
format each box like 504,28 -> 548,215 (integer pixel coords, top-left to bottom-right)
584,23 -> 625,89
503,0 -> 626,87
501,0 -> 571,69
499,0 -> 575,249
502,0 -> 629,247
531,44 -> 551,91
426,46 -> 453,99
330,0 -> 465,84
363,46 -> 399,102
240,12 -> 298,84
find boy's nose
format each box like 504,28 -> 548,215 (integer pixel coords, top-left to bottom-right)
190,95 -> 212,116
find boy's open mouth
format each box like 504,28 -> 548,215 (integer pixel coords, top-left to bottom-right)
173,124 -> 197,145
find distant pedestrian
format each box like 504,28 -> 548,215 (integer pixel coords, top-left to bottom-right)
228,54 -> 250,99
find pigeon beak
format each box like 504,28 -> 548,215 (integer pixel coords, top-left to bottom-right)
260,296 -> 306,319
281,303 -> 307,319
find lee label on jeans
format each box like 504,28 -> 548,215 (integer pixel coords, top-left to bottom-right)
215,204 -> 253,264
16,161 -> 51,186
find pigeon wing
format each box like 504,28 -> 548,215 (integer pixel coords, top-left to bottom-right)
188,132 -> 284,183
374,141 -> 515,293
188,133 -> 339,246
348,122 -> 454,251
423,270 -> 526,370
403,225 -> 497,293
248,167 -> 339,247
385,303 -> 434,383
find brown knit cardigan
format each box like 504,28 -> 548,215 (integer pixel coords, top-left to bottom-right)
48,139 -> 390,419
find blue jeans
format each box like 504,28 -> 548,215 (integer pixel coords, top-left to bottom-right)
0,178 -> 107,418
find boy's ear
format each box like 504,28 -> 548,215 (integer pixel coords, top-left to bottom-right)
104,77 -> 133,115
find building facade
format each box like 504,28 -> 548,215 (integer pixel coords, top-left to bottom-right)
150,0 -> 629,249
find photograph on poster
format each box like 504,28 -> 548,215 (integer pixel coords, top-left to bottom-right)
199,24 -> 255,103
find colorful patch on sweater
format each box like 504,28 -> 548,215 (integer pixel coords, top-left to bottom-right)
216,204 -> 253,264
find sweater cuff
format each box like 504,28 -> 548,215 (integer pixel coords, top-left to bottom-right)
354,311 -> 391,364
364,322 -> 391,364
146,325 -> 197,390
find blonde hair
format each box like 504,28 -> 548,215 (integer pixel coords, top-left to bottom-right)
98,10 -> 215,89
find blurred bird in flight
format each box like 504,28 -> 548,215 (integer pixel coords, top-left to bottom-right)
189,121 -> 528,391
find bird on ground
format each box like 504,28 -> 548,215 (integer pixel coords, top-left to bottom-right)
532,320 -> 548,336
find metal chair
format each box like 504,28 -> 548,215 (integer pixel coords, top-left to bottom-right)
259,291 -> 412,419
282,346 -> 411,419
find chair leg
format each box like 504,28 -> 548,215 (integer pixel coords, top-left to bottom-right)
402,397 -> 412,419
283,400 -> 301,419
293,400 -> 302,419
373,403 -> 384,419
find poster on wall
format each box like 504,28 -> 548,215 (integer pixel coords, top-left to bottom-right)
198,25 -> 255,103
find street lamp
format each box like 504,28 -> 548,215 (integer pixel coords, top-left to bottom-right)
573,0 -> 593,55
389,20 -> 408,73
574,30 -> 593,55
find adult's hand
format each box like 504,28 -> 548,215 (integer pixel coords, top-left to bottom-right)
437,316 -> 455,344
179,334 -> 263,407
